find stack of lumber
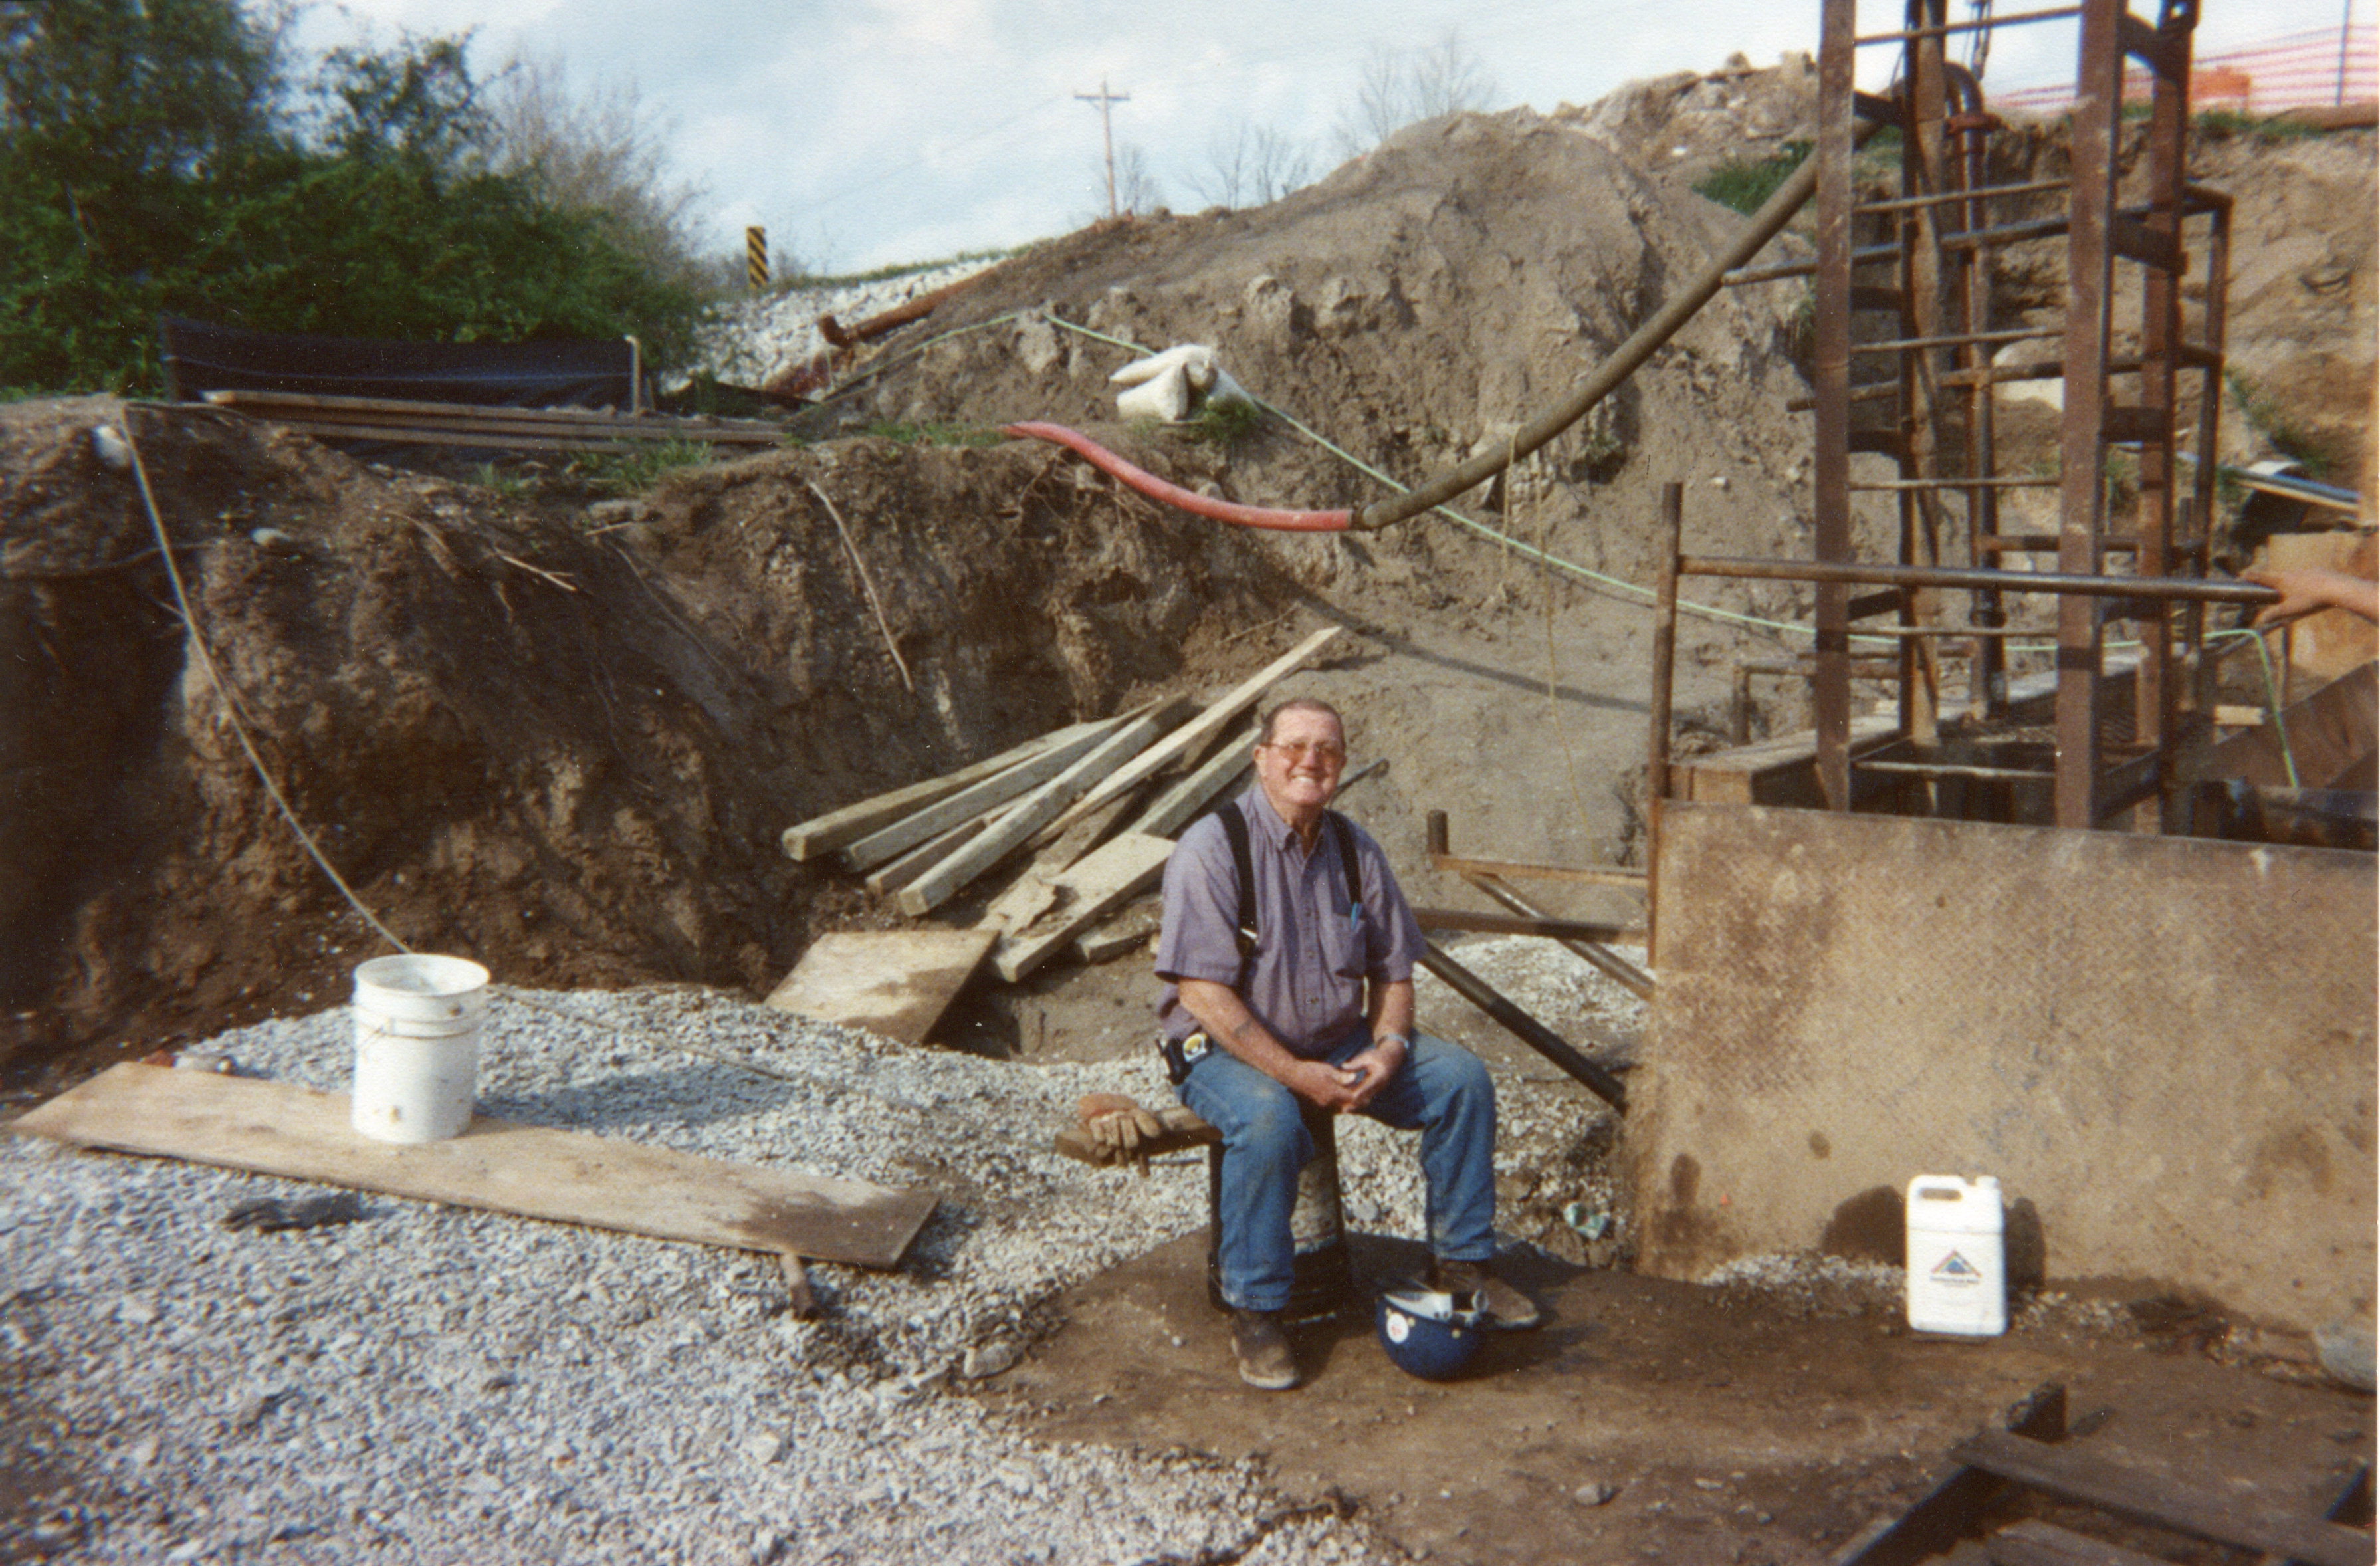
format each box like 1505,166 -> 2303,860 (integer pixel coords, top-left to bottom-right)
201,390 -> 786,454
768,628 -> 1340,1039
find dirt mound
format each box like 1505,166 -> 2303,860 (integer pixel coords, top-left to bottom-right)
7,71 -> 2371,1097
832,104 -> 1827,598
0,401 -> 1303,1093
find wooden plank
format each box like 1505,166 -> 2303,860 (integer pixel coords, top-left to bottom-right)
1426,853 -> 1648,889
762,927 -> 995,1045
1985,1521 -> 2174,1566
1125,727 -> 1257,839
2199,662 -> 2377,791
261,421 -> 680,456
1035,626 -> 1341,843
988,832 -> 1176,983
1676,712 -> 1901,807
1073,900 -> 1162,964
1950,1430 -> 2373,1566
1831,1383 -> 2068,1566
205,388 -> 782,436
782,719 -> 1099,861
7,1063 -> 936,1270
1412,907 -> 1646,943
1035,788 -> 1151,878
843,712 -> 1136,872
898,710 -> 1176,917
251,413 -> 780,448
863,818 -> 988,897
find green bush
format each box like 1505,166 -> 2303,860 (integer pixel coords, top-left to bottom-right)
2190,107 -> 2328,144
1693,141 -> 1812,215
567,437 -> 721,495
0,0 -> 709,395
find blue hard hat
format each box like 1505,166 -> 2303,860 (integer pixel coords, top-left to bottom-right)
1376,1282 -> 1486,1381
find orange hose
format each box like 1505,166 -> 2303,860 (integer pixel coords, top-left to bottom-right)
1003,421 -> 1350,532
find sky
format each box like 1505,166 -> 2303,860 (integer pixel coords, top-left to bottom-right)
296,0 -> 2369,274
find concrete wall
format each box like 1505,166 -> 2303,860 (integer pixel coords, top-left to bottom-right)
1628,803 -> 2377,1334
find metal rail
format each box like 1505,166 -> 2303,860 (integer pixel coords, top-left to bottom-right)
1677,555 -> 2278,608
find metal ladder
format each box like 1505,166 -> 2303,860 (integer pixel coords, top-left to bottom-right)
1803,0 -> 2232,828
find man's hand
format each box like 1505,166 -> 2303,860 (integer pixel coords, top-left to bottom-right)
1284,1058 -> 1368,1113
2244,566 -> 2380,627
1283,1043 -> 1402,1113
1339,1038 -> 1406,1112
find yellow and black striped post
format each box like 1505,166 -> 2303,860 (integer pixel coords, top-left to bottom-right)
746,226 -> 768,291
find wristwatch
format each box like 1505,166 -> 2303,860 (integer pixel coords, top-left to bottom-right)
1374,1032 -> 1411,1056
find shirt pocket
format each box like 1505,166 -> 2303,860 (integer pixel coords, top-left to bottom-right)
1318,900 -> 1371,980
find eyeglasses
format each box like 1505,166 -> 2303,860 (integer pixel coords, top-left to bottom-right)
1263,740 -> 1345,762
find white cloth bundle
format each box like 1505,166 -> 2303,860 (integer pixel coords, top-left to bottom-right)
1109,344 -> 1251,422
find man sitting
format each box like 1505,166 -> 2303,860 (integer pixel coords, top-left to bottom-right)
1156,695 -> 1538,1390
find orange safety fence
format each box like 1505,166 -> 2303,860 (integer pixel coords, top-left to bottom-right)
1989,23 -> 2376,118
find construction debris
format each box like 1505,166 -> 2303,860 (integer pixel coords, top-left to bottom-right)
1836,1383 -> 2373,1566
766,630 -> 1341,1030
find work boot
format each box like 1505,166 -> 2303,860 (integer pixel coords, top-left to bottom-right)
1430,1257 -> 1543,1330
1229,1307 -> 1298,1389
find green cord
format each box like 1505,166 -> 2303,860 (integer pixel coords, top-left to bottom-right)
996,312 -> 2302,770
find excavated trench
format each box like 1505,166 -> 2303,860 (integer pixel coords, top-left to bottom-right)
0,398 -> 1305,1096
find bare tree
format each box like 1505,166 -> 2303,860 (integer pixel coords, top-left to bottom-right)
1111,140 -> 1165,215
484,51 -> 711,287
1246,125 -> 1313,204
1406,29 -> 1499,122
1190,120 -> 1315,211
1335,29 -> 1499,155
1190,120 -> 1254,210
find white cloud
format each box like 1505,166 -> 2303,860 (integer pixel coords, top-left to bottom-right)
309,0 -> 2373,271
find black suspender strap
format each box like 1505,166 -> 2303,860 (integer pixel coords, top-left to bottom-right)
1204,804 -> 1366,989
1325,812 -> 1362,917
1211,804 -> 1261,970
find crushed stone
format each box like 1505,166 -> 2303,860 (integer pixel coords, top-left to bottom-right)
685,257 -> 1004,393
1,984 -> 1593,1563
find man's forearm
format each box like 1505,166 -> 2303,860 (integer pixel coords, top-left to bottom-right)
1366,978 -> 1415,1045
1176,978 -> 1305,1083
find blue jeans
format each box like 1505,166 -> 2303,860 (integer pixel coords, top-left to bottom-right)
1179,1030 -> 1497,1312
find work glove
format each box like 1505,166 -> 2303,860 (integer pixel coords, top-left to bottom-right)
1078,1093 -> 1166,1176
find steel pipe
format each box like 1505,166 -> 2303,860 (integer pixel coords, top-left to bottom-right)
1351,119 -> 1884,531
1419,941 -> 1627,1111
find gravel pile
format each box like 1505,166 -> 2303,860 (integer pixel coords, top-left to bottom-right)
683,257 -> 1004,393
1416,935 -> 1650,1069
1,979 -> 1599,1564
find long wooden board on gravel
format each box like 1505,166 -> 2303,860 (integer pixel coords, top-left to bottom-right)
762,927 -> 997,1044
8,1062 -> 938,1270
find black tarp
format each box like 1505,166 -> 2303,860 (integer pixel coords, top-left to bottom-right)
159,316 -> 637,409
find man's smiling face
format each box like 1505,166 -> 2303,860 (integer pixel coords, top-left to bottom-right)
1253,704 -> 1346,829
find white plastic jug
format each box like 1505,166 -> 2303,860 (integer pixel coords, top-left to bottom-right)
1905,1174 -> 2006,1336
350,954 -> 489,1144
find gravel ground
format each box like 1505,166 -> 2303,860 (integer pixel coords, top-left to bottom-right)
2,974 -> 1606,1565
681,258 -> 1004,393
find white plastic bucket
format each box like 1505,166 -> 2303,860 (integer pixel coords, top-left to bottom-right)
1905,1174 -> 2007,1336
350,954 -> 489,1144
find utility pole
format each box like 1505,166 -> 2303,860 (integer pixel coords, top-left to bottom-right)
1076,77 -> 1129,218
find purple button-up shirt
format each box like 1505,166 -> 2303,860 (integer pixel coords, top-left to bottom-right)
1156,788 -> 1426,1057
